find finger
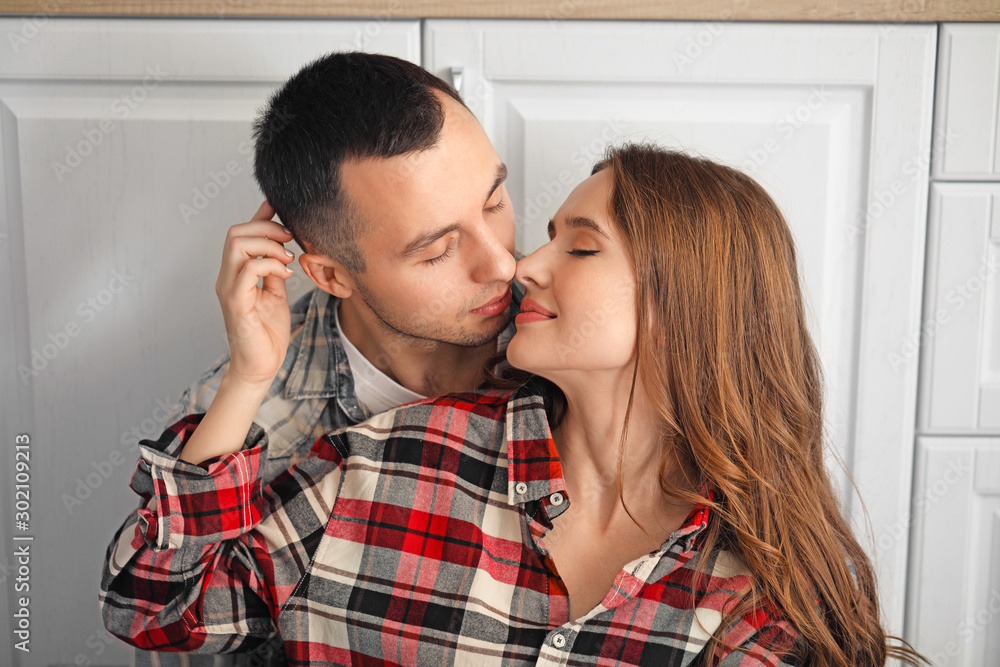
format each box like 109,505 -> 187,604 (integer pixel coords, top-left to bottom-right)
232,257 -> 293,300
261,264 -> 290,302
252,200 -> 276,221
218,236 -> 293,297
228,236 -> 295,265
225,219 -> 294,244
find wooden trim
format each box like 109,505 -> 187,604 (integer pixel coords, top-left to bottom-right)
1,0 -> 998,22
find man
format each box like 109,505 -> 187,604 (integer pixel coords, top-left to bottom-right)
125,51 -> 520,667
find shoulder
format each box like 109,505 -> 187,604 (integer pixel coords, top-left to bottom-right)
313,387 -> 522,464
288,286 -> 323,320
686,547 -> 802,665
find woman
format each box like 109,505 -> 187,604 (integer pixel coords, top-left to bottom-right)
101,144 -> 925,666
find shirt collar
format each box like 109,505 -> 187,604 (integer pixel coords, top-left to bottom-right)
502,381 -> 714,549
285,285 -> 523,404
503,383 -> 568,506
283,291 -> 364,414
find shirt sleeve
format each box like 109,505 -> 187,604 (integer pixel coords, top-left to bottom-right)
131,413 -> 268,552
100,413 -> 345,654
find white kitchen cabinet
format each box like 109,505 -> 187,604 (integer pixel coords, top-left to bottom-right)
0,13 -> 982,666
933,23 -> 1000,181
906,437 -> 1000,666
919,183 -> 1000,434
908,22 -> 1000,665
424,19 -> 937,636
0,18 -> 419,667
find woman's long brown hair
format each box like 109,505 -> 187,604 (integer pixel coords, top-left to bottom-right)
488,143 -> 926,666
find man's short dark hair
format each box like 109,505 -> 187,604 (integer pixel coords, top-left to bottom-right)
252,52 -> 466,273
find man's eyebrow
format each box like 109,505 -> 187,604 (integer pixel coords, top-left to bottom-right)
485,163 -> 508,204
398,223 -> 461,259
547,215 -> 609,239
398,164 -> 507,260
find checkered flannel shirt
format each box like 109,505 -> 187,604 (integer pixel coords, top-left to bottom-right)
130,283 -> 522,667
102,381 -> 802,666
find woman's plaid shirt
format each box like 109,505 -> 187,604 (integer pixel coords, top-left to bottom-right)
101,383 -> 802,666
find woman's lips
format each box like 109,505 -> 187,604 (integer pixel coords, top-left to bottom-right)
514,311 -> 554,325
516,297 -> 556,325
470,288 -> 512,317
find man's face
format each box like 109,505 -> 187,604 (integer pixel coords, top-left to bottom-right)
339,93 -> 517,347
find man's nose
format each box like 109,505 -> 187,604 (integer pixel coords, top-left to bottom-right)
513,244 -> 549,289
471,224 -> 516,285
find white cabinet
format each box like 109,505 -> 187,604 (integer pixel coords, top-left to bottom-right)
919,183 -> 1000,433
908,22 -> 1000,667
2,14 -> 987,665
424,19 -> 937,635
907,437 -> 1000,666
0,18 -> 419,667
933,24 -> 1000,180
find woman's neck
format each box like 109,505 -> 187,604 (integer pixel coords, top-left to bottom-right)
549,371 -> 680,533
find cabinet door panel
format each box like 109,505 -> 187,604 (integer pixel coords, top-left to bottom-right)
0,18 -> 419,667
919,183 -> 1000,434
907,437 -> 1000,666
932,24 -> 1000,180
425,19 -> 936,634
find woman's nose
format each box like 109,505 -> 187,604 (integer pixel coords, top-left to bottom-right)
514,244 -> 551,288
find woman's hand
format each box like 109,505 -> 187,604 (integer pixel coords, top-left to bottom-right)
177,202 -> 296,465
216,201 -> 296,387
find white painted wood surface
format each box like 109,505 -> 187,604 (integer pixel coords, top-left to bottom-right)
907,437 -> 1000,665
423,19 -> 937,637
5,14 -> 992,665
933,23 -> 1000,181
910,22 -> 1000,665
919,183 -> 1000,434
0,18 -> 420,667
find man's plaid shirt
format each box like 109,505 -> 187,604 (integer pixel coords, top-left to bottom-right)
101,382 -> 802,666
132,287 -> 377,667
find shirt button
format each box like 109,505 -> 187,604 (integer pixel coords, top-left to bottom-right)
552,633 -> 566,648
549,492 -> 564,506
515,482 -> 528,495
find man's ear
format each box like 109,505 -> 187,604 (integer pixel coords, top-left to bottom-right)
299,252 -> 357,300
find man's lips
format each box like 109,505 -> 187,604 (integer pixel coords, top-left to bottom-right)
470,288 -> 512,317
516,297 -> 556,325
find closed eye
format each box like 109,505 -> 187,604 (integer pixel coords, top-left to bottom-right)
426,240 -> 456,265
486,194 -> 506,214
568,249 -> 599,257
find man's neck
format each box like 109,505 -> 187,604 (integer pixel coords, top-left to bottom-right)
336,297 -> 499,397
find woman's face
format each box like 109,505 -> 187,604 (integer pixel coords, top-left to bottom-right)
507,168 -> 638,379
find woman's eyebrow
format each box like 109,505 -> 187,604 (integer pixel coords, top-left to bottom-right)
547,215 -> 609,239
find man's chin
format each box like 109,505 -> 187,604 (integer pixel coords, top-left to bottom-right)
449,310 -> 512,348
